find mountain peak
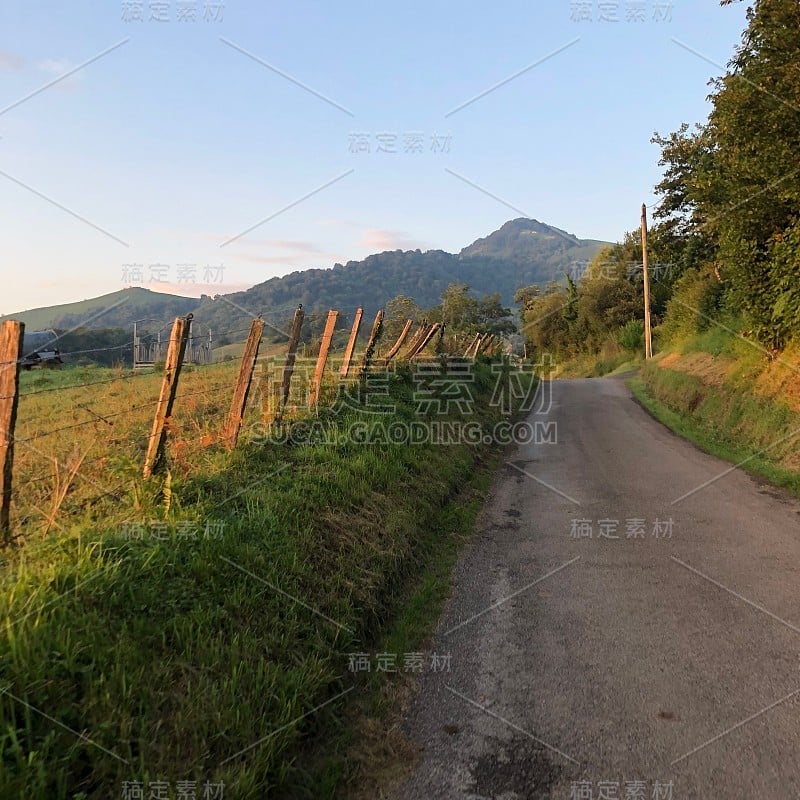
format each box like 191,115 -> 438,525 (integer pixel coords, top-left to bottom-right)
459,217 -> 583,262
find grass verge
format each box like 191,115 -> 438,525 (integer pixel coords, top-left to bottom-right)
629,365 -> 800,498
0,358 -> 529,799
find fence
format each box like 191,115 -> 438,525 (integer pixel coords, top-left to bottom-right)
0,308 -> 504,542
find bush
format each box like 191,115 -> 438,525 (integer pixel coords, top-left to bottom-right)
617,319 -> 645,351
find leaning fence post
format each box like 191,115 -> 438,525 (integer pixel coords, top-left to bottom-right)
310,310 -> 338,410
0,320 -> 23,542
470,332 -> 489,358
478,334 -> 496,356
383,319 -> 413,365
274,304 -> 305,423
410,323 -> 441,360
359,310 -> 384,376
143,314 -> 192,479
402,323 -> 427,360
340,307 -> 363,378
224,317 -> 265,450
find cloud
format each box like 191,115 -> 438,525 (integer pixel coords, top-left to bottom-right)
0,50 -> 24,70
358,228 -> 429,252
196,232 -> 342,266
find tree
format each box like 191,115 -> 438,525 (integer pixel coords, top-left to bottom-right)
438,283 -> 479,333
384,295 -> 420,341
476,293 -> 516,335
653,0 -> 800,346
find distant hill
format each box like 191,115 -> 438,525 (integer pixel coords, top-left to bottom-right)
191,218 -> 610,338
4,220 -> 610,344
0,287 -> 198,332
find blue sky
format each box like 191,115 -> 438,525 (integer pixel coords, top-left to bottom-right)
0,0 -> 748,313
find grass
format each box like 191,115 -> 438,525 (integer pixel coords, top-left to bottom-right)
1,355 -> 530,798
340,449 -> 501,798
555,351 -> 642,379
629,365 -> 800,498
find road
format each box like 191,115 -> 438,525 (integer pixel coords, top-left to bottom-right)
389,376 -> 800,799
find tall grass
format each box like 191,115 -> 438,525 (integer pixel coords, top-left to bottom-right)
0,357 -> 522,798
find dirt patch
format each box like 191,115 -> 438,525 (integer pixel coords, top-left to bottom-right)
469,737 -> 563,800
661,351 -> 735,388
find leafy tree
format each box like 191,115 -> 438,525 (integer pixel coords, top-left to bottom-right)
475,293 -> 516,335
384,295 -> 420,341
653,0 -> 800,347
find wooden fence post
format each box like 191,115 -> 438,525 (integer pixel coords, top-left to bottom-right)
470,332 -> 489,358
383,319 -> 413,365
223,317 -> 265,450
275,304 -> 305,423
479,334 -> 496,355
360,310 -> 384,376
143,314 -> 192,479
409,323 -> 441,359
340,307 -> 363,378
641,203 -> 654,359
402,323 -> 427,360
0,320 -> 23,542
464,332 -> 481,358
309,310 -> 338,409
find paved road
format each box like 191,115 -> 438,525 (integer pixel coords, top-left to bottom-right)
389,377 -> 800,799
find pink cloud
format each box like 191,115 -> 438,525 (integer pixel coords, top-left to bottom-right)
0,50 -> 24,70
358,228 -> 429,252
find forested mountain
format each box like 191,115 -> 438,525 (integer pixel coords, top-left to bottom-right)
4,219 -> 609,346
191,218 -> 609,336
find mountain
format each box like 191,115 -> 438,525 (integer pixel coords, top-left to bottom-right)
460,218 -> 608,270
192,219 -> 611,338
0,287 -> 198,332
4,220 -> 610,344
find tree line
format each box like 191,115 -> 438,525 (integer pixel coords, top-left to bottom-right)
520,0 -> 799,360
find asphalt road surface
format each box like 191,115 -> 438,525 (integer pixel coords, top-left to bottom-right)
389,376 -> 800,799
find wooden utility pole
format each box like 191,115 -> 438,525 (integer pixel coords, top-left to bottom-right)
223,317 -> 265,450
276,304 -> 305,421
340,307 -> 363,378
309,310 -> 338,409
360,310 -> 384,375
641,203 -> 653,359
143,314 -> 192,479
383,319 -> 413,365
0,320 -> 23,542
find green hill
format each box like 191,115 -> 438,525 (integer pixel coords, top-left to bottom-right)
191,218 -> 610,337
4,220 -> 610,346
0,287 -> 198,332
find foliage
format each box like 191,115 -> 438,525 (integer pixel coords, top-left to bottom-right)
618,320 -> 645,352
519,244 -> 645,360
383,295 -> 420,341
653,0 -> 800,348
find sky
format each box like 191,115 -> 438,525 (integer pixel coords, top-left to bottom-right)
0,0 -> 749,313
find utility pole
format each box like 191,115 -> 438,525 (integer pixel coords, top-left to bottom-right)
641,203 -> 653,359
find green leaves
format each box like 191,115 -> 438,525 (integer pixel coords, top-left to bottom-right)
653,0 -> 800,347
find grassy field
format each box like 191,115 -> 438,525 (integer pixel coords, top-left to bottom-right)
630,337 -> 800,498
1,354 -> 529,798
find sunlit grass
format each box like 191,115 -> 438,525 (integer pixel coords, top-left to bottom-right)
0,356 -> 523,798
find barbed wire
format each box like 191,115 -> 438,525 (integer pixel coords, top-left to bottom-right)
15,383 -> 235,444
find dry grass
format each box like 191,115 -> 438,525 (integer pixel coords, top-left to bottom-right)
10,360 -> 244,539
